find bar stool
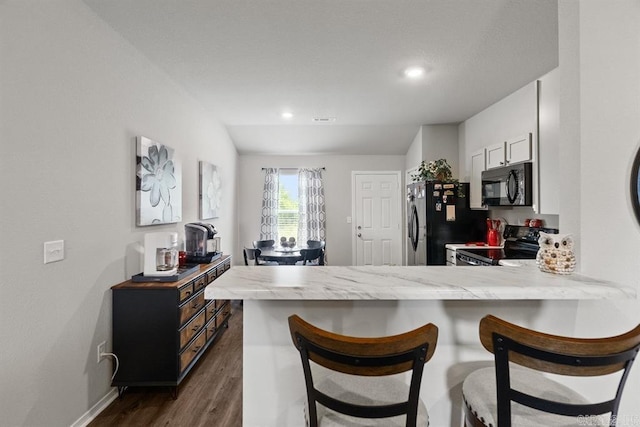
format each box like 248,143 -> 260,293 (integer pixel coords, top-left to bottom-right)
462,315 -> 640,427
288,314 -> 438,427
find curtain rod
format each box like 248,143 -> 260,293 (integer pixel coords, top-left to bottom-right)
261,167 -> 325,170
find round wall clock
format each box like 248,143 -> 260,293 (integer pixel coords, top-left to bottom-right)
632,146 -> 640,225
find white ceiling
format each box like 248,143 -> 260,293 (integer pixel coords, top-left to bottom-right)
84,0 -> 558,156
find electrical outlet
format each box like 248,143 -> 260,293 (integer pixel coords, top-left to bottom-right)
97,341 -> 106,363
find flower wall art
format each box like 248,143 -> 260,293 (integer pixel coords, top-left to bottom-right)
199,161 -> 221,219
136,136 -> 182,226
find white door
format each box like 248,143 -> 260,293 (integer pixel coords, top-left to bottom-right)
352,172 -> 402,265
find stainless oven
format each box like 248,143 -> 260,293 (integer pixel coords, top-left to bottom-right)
456,225 -> 558,266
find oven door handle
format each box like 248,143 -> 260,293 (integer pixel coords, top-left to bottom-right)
457,253 -> 484,266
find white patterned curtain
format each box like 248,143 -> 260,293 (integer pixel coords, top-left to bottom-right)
260,168 -> 279,240
298,168 -> 326,243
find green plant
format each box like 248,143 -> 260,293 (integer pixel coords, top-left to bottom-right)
412,159 -> 465,197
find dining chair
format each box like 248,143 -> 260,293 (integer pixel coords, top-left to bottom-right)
252,239 -> 275,249
462,315 -> 640,427
306,240 -> 326,249
243,247 -> 262,265
298,247 -> 324,266
288,314 -> 438,427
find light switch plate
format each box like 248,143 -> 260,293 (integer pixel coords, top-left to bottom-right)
44,240 -> 65,264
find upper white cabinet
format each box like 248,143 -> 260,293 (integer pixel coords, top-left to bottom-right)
469,149 -> 486,209
506,133 -> 532,165
486,142 -> 506,169
485,133 -> 532,170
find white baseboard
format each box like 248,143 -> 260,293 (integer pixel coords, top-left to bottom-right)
70,388 -> 118,427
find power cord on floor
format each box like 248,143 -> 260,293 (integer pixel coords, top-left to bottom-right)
100,352 -> 120,381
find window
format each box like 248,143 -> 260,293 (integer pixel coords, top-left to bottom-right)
277,170 -> 298,240
260,167 -> 325,244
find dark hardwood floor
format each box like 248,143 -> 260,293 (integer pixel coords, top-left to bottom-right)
90,301 -> 243,427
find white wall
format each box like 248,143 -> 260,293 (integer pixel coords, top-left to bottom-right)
458,80 -> 538,180
405,125 -> 460,179
238,155 -> 405,266
0,1 -> 238,425
405,127 -> 423,172
558,0 -> 640,416
421,124 -> 460,178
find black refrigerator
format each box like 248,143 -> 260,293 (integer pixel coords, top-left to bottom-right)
407,182 -> 486,265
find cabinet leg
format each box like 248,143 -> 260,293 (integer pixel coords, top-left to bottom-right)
171,386 -> 178,400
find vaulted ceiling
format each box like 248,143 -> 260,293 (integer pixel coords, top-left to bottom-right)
85,0 -> 558,155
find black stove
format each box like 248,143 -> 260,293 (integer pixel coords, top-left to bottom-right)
456,225 -> 559,266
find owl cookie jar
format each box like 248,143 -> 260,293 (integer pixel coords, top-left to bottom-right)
536,232 -> 576,274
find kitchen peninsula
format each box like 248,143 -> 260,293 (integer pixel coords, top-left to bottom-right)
205,265 -> 635,427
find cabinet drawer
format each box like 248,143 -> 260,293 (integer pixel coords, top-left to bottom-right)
205,301 -> 217,322
206,317 -> 217,340
178,282 -> 194,303
218,300 -> 231,320
180,330 -> 206,373
193,275 -> 207,293
446,249 -> 456,265
179,310 -> 206,350
179,292 -> 205,325
206,269 -> 217,284
216,265 -> 225,276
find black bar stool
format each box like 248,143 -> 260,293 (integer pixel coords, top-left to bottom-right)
288,314 -> 438,426
462,315 -> 640,427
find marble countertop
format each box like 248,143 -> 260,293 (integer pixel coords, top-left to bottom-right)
205,265 -> 636,301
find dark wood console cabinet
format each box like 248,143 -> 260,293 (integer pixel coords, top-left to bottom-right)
111,255 -> 231,396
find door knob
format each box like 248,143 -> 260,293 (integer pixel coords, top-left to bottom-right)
357,226 -> 362,230
357,233 -> 362,237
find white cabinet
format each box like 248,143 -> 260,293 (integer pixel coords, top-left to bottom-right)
485,133 -> 532,170
506,133 -> 532,165
486,142 -> 506,169
470,149 -> 486,209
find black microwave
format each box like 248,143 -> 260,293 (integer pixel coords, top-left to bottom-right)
481,162 -> 533,206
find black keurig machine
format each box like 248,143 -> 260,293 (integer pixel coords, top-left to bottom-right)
184,223 -> 221,263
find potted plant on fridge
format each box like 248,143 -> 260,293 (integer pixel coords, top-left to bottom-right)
412,158 -> 464,197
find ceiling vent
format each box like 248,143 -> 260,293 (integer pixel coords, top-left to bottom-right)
312,117 -> 336,123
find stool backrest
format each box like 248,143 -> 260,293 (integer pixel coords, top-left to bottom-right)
288,314 -> 438,427
479,315 -> 640,426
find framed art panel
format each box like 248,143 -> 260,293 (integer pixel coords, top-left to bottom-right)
136,136 -> 182,226
199,161 -> 221,219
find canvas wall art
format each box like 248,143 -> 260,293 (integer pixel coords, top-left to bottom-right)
136,136 -> 182,226
199,161 -> 221,219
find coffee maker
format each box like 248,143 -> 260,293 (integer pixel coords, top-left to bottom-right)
143,232 -> 178,277
185,222 -> 220,263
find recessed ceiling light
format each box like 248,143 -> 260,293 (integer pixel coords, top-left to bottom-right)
281,112 -> 294,119
404,66 -> 426,79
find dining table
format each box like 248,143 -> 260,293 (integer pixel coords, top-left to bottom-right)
257,246 -> 305,265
